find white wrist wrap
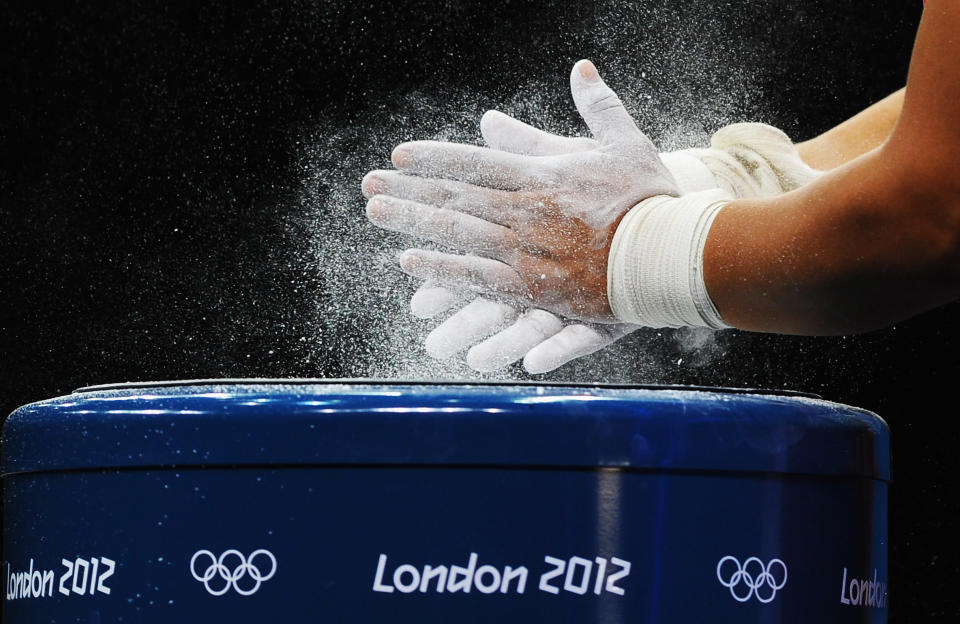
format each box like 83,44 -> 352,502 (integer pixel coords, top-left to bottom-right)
692,123 -> 821,198
658,151 -> 716,194
607,189 -> 732,329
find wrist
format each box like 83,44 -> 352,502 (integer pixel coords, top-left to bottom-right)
665,123 -> 822,199
659,151 -> 716,194
607,189 -> 733,329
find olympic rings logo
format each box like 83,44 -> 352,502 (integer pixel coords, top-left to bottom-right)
190,549 -> 277,596
716,556 -> 787,603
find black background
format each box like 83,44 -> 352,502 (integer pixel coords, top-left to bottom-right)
1,0 -> 956,620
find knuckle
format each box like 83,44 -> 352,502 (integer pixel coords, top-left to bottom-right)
435,181 -> 456,205
588,90 -> 620,114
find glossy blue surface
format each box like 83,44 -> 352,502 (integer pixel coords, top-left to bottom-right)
1,381 -> 890,623
2,381 -> 889,479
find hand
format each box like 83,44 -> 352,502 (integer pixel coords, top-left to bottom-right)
366,59 -> 678,322
395,108 -> 643,373
405,278 -> 637,373
363,61 -> 816,370
402,117 -> 820,370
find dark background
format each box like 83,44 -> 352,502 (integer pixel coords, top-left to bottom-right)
1,0 -> 956,620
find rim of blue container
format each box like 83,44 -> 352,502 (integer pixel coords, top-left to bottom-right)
2,379 -> 888,480
74,378 -> 821,399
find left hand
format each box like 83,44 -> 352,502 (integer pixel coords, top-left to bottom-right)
389,108 -> 641,373
364,59 -> 678,322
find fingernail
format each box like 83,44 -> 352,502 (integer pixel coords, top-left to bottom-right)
398,250 -> 419,272
361,172 -> 387,197
365,195 -> 388,222
576,59 -> 599,82
392,146 -> 413,168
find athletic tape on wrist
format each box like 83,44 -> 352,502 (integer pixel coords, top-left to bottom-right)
658,151 -> 717,194
705,123 -> 821,198
607,189 -> 732,329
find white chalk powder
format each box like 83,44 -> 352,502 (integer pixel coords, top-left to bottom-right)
285,1 -> 777,381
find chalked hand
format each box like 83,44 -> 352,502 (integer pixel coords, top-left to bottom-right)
475,109 -> 821,198
367,60 -> 679,322
395,107 -> 643,373
364,109 -> 818,371
407,113 -> 820,371
403,280 -> 634,373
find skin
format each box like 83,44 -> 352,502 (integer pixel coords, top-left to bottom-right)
365,3 -> 956,338
704,0 -> 960,334
366,60 -> 679,322
796,88 -> 905,171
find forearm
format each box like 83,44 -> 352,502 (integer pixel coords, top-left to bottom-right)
796,88 -> 904,171
704,143 -> 960,334
703,1 -> 960,335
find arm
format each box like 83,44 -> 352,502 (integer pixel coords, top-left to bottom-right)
796,88 -> 904,171
369,10 -> 954,344
704,1 -> 960,334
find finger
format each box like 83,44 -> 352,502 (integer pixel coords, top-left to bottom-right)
362,170 -> 518,226
569,59 -> 642,146
480,110 -> 596,156
367,195 -> 518,262
410,280 -> 466,319
399,249 -> 528,299
392,140 -> 545,190
465,309 -> 564,372
424,297 -> 518,360
523,322 -> 637,374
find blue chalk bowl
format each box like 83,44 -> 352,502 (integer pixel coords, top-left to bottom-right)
2,380 -> 889,623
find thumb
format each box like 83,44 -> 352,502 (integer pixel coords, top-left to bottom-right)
569,60 -> 640,145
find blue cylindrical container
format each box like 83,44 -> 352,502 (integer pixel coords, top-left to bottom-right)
2,380 -> 889,623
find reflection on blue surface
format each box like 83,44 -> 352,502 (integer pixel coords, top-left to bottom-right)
1,382 -> 888,623
3,382 -> 888,479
